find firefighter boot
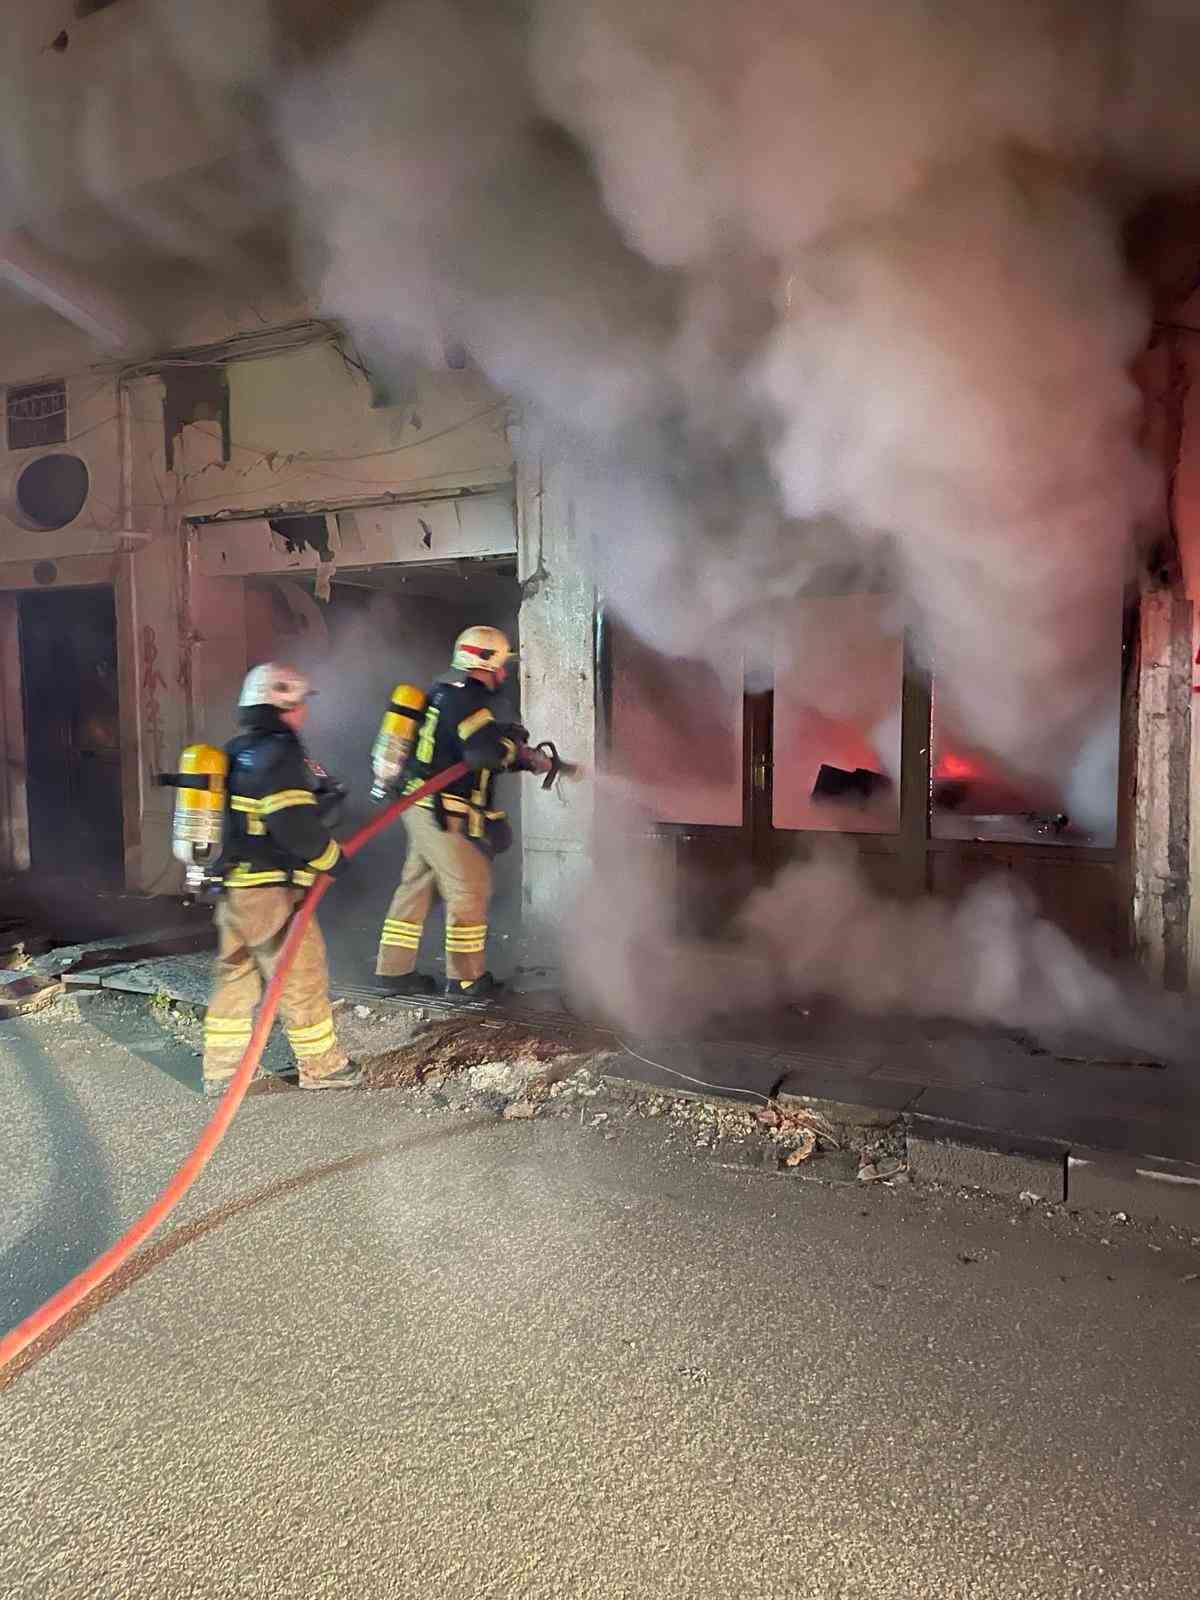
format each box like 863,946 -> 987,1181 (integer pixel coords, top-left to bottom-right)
299,1058 -> 364,1090
444,972 -> 505,1003
379,972 -> 436,997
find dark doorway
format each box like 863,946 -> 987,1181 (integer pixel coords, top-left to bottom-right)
19,585 -> 124,884
243,556 -> 523,985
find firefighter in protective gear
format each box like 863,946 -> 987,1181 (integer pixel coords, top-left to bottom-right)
376,625 -> 551,1000
202,662 -> 360,1095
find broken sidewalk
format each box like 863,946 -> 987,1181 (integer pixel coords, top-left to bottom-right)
53,954 -> 1200,1229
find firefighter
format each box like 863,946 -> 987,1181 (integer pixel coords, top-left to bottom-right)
376,625 -> 550,1000
201,663 -> 360,1095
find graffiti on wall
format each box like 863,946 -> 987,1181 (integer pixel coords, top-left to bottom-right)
141,623 -> 168,778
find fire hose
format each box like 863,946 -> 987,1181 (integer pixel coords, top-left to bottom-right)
0,761 -> 469,1375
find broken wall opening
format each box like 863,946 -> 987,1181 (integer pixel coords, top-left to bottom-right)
245,556 -> 523,985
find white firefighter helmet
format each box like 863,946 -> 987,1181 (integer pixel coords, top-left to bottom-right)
238,661 -> 312,711
451,625 -> 514,675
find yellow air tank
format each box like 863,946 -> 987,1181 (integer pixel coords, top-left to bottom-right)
171,744 -> 229,886
371,683 -> 427,800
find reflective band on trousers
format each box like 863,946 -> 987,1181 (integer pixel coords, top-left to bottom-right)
445,923 -> 487,953
381,918 -> 423,949
224,867 -> 317,889
285,1016 -> 337,1059
204,1016 -> 254,1041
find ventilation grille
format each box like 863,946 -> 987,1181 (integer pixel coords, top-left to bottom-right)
6,381 -> 67,452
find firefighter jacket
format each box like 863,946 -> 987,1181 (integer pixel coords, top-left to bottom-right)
223,706 -> 349,889
403,672 -> 523,840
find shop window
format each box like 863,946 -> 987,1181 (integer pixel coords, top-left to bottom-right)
771,593 -> 903,834
605,617 -> 744,827
929,615 -> 1122,848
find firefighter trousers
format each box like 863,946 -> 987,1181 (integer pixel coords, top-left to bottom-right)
203,886 -> 347,1084
376,806 -> 492,982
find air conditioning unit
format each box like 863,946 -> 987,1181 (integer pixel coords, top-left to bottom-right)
0,375 -> 154,552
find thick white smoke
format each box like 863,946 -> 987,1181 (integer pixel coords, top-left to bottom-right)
6,0 -> 1200,1032
261,0 -> 1196,790
9,0 -> 1184,781
567,804 -> 1192,1060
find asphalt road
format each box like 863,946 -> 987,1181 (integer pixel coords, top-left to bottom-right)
1,994 -> 1198,1600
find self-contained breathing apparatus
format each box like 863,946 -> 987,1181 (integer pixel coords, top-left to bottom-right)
163,744 -> 229,895
368,681 -> 578,854
370,683 -> 428,803
160,746 -> 348,898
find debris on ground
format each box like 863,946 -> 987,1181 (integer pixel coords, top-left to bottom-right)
1,939 -> 36,971
0,972 -> 63,1017
757,1101 -> 841,1146
859,1156 -> 907,1184
784,1130 -> 818,1166
501,1100 -> 539,1120
361,1016 -> 583,1097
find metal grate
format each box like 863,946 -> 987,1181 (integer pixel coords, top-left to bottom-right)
6,381 -> 67,452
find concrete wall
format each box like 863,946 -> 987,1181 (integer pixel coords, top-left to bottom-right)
515,449 -> 597,973
1163,309 -> 1200,988
0,302 -> 600,985
192,493 -> 516,581
0,364 -> 187,891
0,318 -> 527,899
176,343 -> 513,519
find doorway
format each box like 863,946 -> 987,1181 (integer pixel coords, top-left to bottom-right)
18,585 -> 124,884
240,555 -> 523,984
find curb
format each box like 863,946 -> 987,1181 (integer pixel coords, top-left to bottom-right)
66,976 -> 1200,1227
903,1111 -> 1200,1226
906,1117 -> 1068,1203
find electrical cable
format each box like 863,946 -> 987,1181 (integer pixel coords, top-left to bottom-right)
611,1036 -> 773,1104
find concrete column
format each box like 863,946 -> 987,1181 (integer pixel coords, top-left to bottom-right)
515,451 -> 596,974
184,523 -> 248,750
1132,585 -> 1192,989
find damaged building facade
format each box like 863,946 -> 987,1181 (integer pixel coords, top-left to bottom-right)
0,320 -> 593,976
1,0 -> 1199,991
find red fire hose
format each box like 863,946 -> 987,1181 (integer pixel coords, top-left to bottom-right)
0,763 -> 468,1374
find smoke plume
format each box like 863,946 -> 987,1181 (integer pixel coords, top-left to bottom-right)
7,0 -> 1191,776
567,804 -> 1191,1060
6,1 -> 1200,1030
271,0 -> 1189,789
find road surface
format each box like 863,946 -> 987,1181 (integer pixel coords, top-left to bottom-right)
1,993 -> 1197,1599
